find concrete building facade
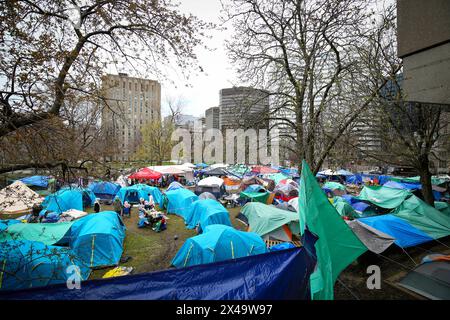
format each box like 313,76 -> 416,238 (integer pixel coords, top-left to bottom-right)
101,73 -> 161,161
205,106 -> 220,130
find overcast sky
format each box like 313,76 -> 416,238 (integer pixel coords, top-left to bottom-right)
159,0 -> 237,118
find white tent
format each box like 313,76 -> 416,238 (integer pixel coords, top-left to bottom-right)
209,163 -> 228,169
197,176 -> 224,187
0,181 -> 43,215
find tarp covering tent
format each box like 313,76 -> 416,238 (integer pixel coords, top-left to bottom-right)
240,202 -> 300,241
383,180 -> 421,190
0,181 -> 43,215
244,184 -> 266,193
202,167 -> 230,177
184,199 -> 232,232
198,192 -> 216,200
358,214 -> 434,248
171,225 -> 267,268
266,172 -> 291,185
298,160 -> 367,300
355,185 -> 411,209
239,188 -> 270,204
195,162 -> 209,168
70,211 -> 126,268
222,176 -> 242,193
398,260 -> 450,300
333,200 -> 357,219
346,220 -> 396,254
197,176 -> 224,187
19,176 -> 49,188
128,168 -> 162,181
0,222 -> 73,246
392,195 -> 450,240
116,185 -> 149,204
41,189 -> 83,214
336,169 -> 354,176
165,188 -> 199,218
435,202 -> 450,216
0,240 -> 90,291
0,243 -> 317,300
88,182 -> 121,201
323,182 -> 346,191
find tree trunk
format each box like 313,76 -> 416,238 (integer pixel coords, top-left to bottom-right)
418,156 -> 434,206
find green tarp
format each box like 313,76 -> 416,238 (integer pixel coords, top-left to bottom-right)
240,202 -> 298,237
266,172 -> 291,185
435,202 -> 450,217
323,182 -> 346,191
390,175 -> 447,186
0,222 -> 73,246
239,191 -> 270,204
333,200 -> 358,219
299,160 -> 367,300
355,185 -> 411,209
392,195 -> 450,239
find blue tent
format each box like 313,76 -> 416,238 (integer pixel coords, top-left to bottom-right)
132,184 -> 163,206
172,225 -> 267,268
41,189 -> 83,214
244,184 -> 266,193
116,186 -> 149,204
0,239 -> 317,300
184,199 -> 232,232
336,169 -> 354,176
59,187 -> 96,208
347,174 -> 363,185
70,211 -> 126,268
88,182 -> 121,201
166,181 -> 184,192
165,188 -> 199,217
358,214 -> 434,248
0,240 -> 90,291
19,175 -> 49,188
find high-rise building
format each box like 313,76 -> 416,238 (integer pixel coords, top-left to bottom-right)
219,87 -> 269,131
101,73 -> 161,161
205,107 -> 220,130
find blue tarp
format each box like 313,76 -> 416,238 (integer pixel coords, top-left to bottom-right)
351,202 -> 371,213
116,186 -> 149,204
269,242 -> 296,251
0,236 -> 317,300
19,175 -> 49,188
184,199 -> 232,232
358,214 -> 434,248
244,184 -> 266,193
70,211 -> 126,268
88,182 -> 121,201
132,184 -> 163,206
41,189 -> 83,214
165,188 -> 199,217
172,225 -> 267,268
383,180 -> 421,190
0,240 -> 90,291
346,174 -> 363,185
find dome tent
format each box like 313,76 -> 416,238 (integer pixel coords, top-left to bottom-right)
88,181 -> 121,202
164,188 -> 198,218
171,224 -> 267,268
184,199 -> 232,233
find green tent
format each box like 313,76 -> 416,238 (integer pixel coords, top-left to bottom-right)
392,195 -> 450,239
266,172 -> 291,185
299,160 -> 367,300
355,185 -> 411,209
0,222 -> 73,246
435,201 -> 450,217
240,202 -> 299,237
323,182 -> 346,191
239,191 -> 270,204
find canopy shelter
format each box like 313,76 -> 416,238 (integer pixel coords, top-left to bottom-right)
164,188 -> 199,218
18,175 -> 49,188
128,168 -> 162,181
0,181 -> 43,215
171,224 -> 267,268
0,244 -> 317,300
251,166 -> 279,174
70,211 -> 126,268
184,199 -> 232,233
0,222 -> 73,246
239,202 -> 300,242
88,182 -> 121,202
0,240 -> 91,291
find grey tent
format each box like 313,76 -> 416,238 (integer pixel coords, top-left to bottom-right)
198,192 -> 217,200
346,220 -> 395,254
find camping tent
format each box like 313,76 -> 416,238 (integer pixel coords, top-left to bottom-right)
251,166 -> 279,174
70,211 -> 126,268
184,199 -> 232,232
239,202 -> 300,242
0,181 -> 43,215
171,224 -> 267,268
202,167 -> 230,177
166,181 -> 184,192
198,192 -> 217,200
116,185 -> 149,204
41,189 -> 84,214
0,240 -> 90,291
132,184 -> 163,206
165,188 -> 199,218
88,182 -> 121,201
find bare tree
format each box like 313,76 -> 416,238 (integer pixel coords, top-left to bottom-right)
222,0 -> 401,173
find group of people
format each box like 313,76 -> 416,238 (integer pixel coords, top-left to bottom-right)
137,197 -> 167,232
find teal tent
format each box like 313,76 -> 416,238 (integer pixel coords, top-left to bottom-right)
165,188 -> 199,218
70,211 -> 126,268
299,160 -> 367,300
116,185 -> 149,204
0,222 -> 73,246
355,185 -> 411,209
435,201 -> 450,217
41,189 -> 83,214
88,182 -> 120,201
132,184 -> 163,206
184,199 -> 232,232
0,240 -> 90,291
171,224 -> 267,268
